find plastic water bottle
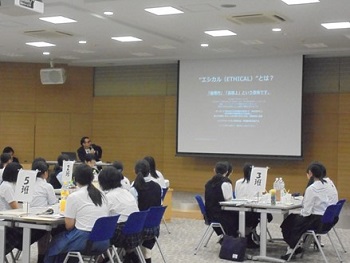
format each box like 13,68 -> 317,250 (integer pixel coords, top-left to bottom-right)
273,178 -> 278,191
279,177 -> 285,197
275,178 -> 281,202
60,181 -> 69,213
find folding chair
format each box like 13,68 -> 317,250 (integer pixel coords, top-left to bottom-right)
110,210 -> 149,263
287,201 -> 345,262
63,214 -> 120,263
143,206 -> 168,263
332,199 -> 347,253
194,195 -> 226,255
161,188 -> 171,234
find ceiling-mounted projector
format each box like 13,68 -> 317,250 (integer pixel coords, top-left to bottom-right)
40,68 -> 66,85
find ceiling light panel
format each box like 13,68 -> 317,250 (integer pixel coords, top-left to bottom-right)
321,22 -> 350,29
39,16 -> 77,24
145,6 -> 183,15
281,0 -> 319,5
205,30 -> 236,37
112,36 -> 142,42
26,41 -> 56,47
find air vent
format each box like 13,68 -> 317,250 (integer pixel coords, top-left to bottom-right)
227,13 -> 286,25
24,30 -> 73,38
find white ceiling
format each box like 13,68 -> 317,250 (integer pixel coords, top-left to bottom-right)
1,0 -> 350,67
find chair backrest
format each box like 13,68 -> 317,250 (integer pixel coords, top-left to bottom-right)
144,206 -> 167,228
335,199 -> 346,216
195,195 -> 206,217
89,214 -> 120,242
319,202 -> 344,233
161,188 -> 168,201
122,210 -> 149,235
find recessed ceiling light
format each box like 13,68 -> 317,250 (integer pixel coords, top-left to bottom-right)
321,22 -> 350,29
272,28 -> 282,32
205,30 -> 236,37
26,41 -> 56,47
145,6 -> 183,15
201,43 -> 209,47
39,16 -> 77,24
79,40 -> 87,44
111,36 -> 143,42
104,11 -> 114,16
43,52 -> 50,55
281,0 -> 319,5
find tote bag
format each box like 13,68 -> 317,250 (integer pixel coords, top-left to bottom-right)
219,234 -> 247,262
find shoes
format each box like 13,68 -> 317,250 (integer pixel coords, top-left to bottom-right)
313,241 -> 325,250
246,232 -> 260,249
280,247 -> 304,260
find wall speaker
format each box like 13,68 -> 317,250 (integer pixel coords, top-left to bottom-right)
40,68 -> 66,85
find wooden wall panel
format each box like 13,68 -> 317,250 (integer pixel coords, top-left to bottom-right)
0,112 -> 35,164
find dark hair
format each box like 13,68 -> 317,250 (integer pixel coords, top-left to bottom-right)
215,162 -> 228,176
144,156 -> 158,179
32,160 -> 49,178
98,166 -> 122,191
0,153 -> 12,165
112,161 -> 123,172
133,159 -> 150,190
307,161 -> 326,182
224,161 -> 233,177
80,136 -> 89,146
73,164 -> 104,206
2,162 -> 22,182
31,157 -> 48,170
57,154 -> 69,167
243,163 -> 253,183
85,153 -> 96,163
2,146 -> 14,154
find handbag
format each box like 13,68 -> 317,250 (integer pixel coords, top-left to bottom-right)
219,234 -> 247,262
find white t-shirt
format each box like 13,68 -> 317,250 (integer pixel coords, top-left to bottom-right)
105,187 -> 139,223
149,170 -> 166,189
0,168 -> 4,184
0,181 -> 16,211
324,177 -> 338,205
30,177 -> 57,207
235,178 -> 251,199
121,176 -> 131,191
301,180 -> 330,216
65,185 -> 109,231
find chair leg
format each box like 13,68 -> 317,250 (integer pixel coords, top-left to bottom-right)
136,246 -> 146,263
162,218 -> 171,234
109,245 -> 122,263
155,237 -> 167,263
203,227 -> 215,247
333,228 -> 347,253
326,233 -> 343,262
194,225 -> 212,255
312,233 -> 329,263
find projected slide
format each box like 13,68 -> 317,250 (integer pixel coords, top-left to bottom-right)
177,56 -> 303,158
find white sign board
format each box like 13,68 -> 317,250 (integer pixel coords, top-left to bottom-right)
247,167 -> 268,198
14,169 -> 37,203
62,160 -> 75,183
15,0 -> 44,13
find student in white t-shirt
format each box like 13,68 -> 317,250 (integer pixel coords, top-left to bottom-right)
44,164 -> 109,263
143,156 -> 166,189
111,160 -> 131,190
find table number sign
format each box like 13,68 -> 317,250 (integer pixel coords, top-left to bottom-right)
14,169 -> 37,203
247,167 -> 269,199
62,160 -> 75,183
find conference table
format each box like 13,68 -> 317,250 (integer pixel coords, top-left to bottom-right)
221,198 -> 302,263
0,208 -> 65,263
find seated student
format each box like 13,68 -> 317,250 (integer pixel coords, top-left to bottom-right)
77,136 -> 102,162
130,160 -> 162,263
112,160 -> 131,190
48,154 -> 69,189
235,163 -> 272,248
98,166 -> 139,263
2,146 -> 19,163
280,161 -> 338,260
205,162 -> 238,237
0,163 -> 46,258
143,156 -> 167,189
31,160 -> 58,263
85,153 -> 100,178
0,153 -> 12,183
44,164 -> 109,263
